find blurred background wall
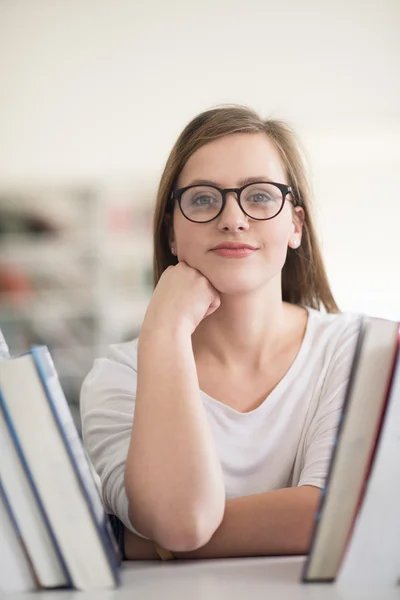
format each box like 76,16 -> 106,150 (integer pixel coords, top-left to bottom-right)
0,0 -> 399,423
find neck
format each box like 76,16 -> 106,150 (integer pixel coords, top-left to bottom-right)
192,282 -> 295,371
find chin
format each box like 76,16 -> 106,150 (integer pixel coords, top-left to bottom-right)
204,267 -> 270,296
186,251 -> 286,295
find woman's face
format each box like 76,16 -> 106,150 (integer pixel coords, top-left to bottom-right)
169,132 -> 304,295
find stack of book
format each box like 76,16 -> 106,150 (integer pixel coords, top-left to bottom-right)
0,338 -> 121,593
303,315 -> 400,588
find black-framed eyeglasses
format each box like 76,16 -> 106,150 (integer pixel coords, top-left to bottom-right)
170,181 -> 295,223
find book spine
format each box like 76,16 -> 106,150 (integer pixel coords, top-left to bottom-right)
0,329 -> 10,358
337,333 -> 400,585
0,391 -> 72,588
31,346 -> 121,581
339,331 -> 400,570
0,482 -> 39,591
302,319 -> 367,582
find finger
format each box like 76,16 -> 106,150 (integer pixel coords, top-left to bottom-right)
204,296 -> 221,318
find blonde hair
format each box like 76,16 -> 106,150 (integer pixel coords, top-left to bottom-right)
152,105 -> 339,313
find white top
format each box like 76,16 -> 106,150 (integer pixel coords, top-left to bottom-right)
80,306 -> 362,537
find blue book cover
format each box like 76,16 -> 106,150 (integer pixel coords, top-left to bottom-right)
31,346 -> 122,583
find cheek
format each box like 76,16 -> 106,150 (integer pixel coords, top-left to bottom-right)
178,236 -> 199,260
173,219 -> 204,261
259,216 -> 292,248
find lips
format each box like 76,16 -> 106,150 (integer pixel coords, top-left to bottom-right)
210,243 -> 258,259
211,242 -> 257,250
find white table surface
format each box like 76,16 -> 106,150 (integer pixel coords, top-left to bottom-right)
5,557 -> 400,599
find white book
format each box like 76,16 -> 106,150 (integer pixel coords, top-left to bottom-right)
0,409 -> 68,588
0,484 -> 36,593
0,346 -> 121,591
337,345 -> 400,587
0,328 -> 9,359
303,317 -> 399,582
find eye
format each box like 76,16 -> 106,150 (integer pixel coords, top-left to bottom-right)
192,194 -> 219,206
190,193 -> 220,208
248,192 -> 273,203
243,183 -> 281,205
181,186 -> 222,214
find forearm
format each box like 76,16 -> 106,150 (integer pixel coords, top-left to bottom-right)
175,485 -> 320,559
124,485 -> 321,560
125,328 -> 225,550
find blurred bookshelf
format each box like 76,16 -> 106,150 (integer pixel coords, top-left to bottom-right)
0,183 -> 154,431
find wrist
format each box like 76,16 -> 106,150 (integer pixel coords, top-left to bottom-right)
139,320 -> 193,343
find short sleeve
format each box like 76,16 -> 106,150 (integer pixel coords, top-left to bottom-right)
298,314 -> 362,489
80,341 -> 150,538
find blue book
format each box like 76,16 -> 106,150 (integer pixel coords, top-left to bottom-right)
0,346 -> 121,591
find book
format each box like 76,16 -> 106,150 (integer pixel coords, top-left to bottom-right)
302,316 -> 399,583
0,345 -> 121,591
0,482 -> 37,593
337,339 -> 400,587
0,406 -> 69,589
0,328 -> 10,358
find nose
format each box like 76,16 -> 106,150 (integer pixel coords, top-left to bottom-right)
216,192 -> 250,232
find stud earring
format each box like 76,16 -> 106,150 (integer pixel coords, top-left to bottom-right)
291,238 -> 300,248
171,247 -> 176,255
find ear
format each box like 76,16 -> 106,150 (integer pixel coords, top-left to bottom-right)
164,213 -> 176,250
291,206 -> 305,236
288,206 -> 305,249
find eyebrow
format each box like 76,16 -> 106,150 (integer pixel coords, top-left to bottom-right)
185,176 -> 278,188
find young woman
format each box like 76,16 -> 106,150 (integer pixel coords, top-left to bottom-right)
80,105 -> 362,561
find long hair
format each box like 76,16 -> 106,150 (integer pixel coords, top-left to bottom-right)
152,105 -> 339,313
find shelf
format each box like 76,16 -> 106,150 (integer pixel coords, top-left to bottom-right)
0,183 -> 154,408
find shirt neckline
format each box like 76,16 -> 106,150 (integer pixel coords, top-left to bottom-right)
200,305 -> 316,417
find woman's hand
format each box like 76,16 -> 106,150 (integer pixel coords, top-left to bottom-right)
142,262 -> 221,336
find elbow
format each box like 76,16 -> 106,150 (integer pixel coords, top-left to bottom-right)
125,468 -> 226,552
127,500 -> 224,552
154,505 -> 224,552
